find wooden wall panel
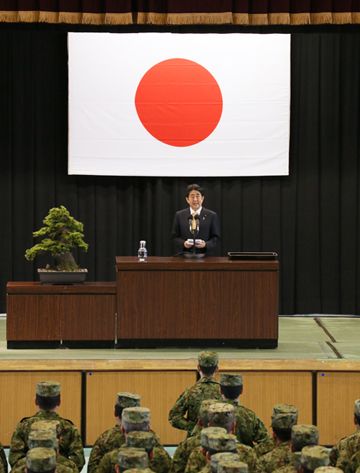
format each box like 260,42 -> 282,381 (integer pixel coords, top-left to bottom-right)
224,371 -> 313,431
0,372 -> 82,446
317,371 -> 360,445
86,370 -> 196,445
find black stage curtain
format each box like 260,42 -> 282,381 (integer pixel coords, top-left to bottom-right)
0,26 -> 360,315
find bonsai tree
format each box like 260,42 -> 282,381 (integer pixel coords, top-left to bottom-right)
25,205 -> 89,271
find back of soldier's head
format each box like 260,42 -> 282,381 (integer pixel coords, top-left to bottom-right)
125,431 -> 155,453
218,460 -> 248,473
198,351 -> 219,376
26,447 -> 56,473
207,432 -> 237,455
271,404 -> 298,441
220,374 -> 243,401
117,447 -> 149,471
122,407 -> 150,433
301,445 -> 330,472
291,424 -> 319,452
354,399 -> 360,425
115,392 -> 141,419
35,381 -> 61,411
208,403 -> 235,432
210,452 -> 240,473
199,399 -> 220,427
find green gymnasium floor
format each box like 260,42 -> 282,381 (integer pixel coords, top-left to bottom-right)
0,315 -> 359,360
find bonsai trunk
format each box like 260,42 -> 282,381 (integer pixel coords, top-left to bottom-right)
54,252 -> 79,271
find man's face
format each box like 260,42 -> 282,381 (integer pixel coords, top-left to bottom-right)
186,190 -> 204,211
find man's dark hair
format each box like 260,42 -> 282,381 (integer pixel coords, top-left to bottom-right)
220,385 -> 243,400
186,184 -> 204,197
273,428 -> 292,442
35,394 -> 60,411
199,365 -> 217,376
355,413 -> 360,425
114,405 -> 125,418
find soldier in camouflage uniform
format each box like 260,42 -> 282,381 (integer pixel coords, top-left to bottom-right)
97,407 -> 168,473
125,431 -> 171,473
9,381 -> 84,471
255,403 -> 298,457
26,447 -> 57,473
330,399 -> 360,473
219,374 -> 269,449
273,424 -> 319,473
300,445 -> 331,472
185,404 -> 258,473
258,406 -> 298,473
11,423 -> 77,473
88,392 -> 141,473
0,443 -> 7,473
172,399 -> 220,473
169,352 -> 222,436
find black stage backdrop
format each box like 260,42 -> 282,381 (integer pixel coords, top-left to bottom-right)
0,25 -> 360,315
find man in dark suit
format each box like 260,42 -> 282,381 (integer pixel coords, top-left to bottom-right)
171,184 -> 220,256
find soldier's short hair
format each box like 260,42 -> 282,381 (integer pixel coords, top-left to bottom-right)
220,374 -> 243,401
26,447 -> 56,473
354,399 -> 360,423
291,425 -> 319,452
35,381 -> 61,410
301,446 -> 330,471
272,406 -> 298,441
122,407 -> 150,433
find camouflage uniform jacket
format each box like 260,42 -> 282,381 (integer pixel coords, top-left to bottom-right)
225,400 -> 270,448
10,455 -> 76,473
168,377 -> 221,435
331,430 -> 360,473
254,437 -> 275,457
171,431 -> 201,473
88,425 -> 125,473
0,443 -> 7,473
184,443 -> 259,473
96,446 -> 171,473
258,441 -> 293,473
9,410 -> 85,471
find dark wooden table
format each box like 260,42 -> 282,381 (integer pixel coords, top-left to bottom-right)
115,256 -> 279,348
6,282 -> 116,348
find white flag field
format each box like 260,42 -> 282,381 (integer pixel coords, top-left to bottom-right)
68,33 -> 290,177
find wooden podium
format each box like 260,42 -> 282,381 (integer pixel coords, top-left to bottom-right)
116,256 -> 279,348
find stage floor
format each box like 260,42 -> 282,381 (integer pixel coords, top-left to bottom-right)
0,315 -> 359,361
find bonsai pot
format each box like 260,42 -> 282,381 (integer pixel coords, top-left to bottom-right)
38,268 -> 88,284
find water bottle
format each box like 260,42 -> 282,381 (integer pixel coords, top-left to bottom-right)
137,240 -> 148,261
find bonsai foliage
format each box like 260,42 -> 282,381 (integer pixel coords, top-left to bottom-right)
25,205 -> 89,271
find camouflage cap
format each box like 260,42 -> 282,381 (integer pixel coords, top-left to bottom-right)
301,446 -> 330,470
36,381 -> 61,398
273,404 -> 298,417
220,374 -> 243,387
201,427 -> 227,448
116,392 -> 141,408
272,412 -> 297,430
207,432 -> 237,453
117,448 -> 149,470
199,399 -> 222,425
314,468 -> 344,473
210,452 -> 240,473
123,469 -> 155,473
31,420 -> 60,435
28,430 -> 58,450
198,351 -> 219,367
291,424 -> 319,449
26,447 -> 56,472
122,407 -> 150,425
126,431 -> 155,452
218,460 -> 248,473
208,403 -> 235,427
354,399 -> 360,416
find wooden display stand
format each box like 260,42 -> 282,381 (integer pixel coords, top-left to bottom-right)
115,256 -> 279,348
6,282 -> 116,348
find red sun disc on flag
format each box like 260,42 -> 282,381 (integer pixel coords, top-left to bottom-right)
135,58 -> 223,147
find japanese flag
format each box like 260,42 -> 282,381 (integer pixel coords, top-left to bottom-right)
68,33 -> 290,176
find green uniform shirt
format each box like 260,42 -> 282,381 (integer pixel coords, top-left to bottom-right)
331,430 -> 360,473
97,446 -> 171,473
168,377 -> 221,435
9,410 -> 85,471
258,441 -> 293,473
0,443 -> 7,473
172,432 -> 201,473
88,425 -> 125,473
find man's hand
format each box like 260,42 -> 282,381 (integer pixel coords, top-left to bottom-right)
195,239 -> 206,248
